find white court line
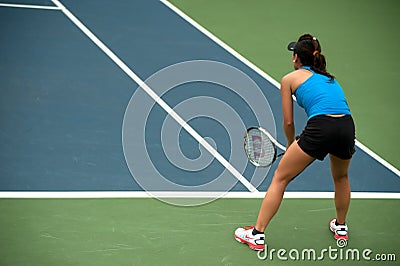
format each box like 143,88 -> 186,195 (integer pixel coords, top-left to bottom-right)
161,0 -> 400,178
0,191 -> 399,199
0,3 -> 61,10
50,0 -> 258,193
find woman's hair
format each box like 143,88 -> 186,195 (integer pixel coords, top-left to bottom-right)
294,34 -> 334,80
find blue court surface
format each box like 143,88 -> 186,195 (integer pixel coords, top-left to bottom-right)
0,0 -> 399,197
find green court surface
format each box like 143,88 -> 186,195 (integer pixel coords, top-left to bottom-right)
170,0 -> 400,170
0,198 -> 398,265
1,1 -> 399,266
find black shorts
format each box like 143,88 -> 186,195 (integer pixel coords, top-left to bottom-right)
297,115 -> 355,160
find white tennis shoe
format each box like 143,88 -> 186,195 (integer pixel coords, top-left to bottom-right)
234,225 -> 265,251
329,218 -> 348,240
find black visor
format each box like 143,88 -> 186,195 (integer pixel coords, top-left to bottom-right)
287,41 -> 297,51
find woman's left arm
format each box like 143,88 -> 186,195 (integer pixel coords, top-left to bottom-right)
280,75 -> 295,148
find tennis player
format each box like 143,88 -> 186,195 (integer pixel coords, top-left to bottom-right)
234,34 -> 355,251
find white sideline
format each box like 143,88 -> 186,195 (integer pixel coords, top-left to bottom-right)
0,191 -> 398,199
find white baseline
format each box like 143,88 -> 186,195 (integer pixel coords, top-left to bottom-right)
0,191 -> 399,199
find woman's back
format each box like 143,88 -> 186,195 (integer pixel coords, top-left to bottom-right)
292,67 -> 351,119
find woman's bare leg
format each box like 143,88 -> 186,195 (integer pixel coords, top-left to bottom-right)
255,141 -> 314,232
330,154 -> 351,224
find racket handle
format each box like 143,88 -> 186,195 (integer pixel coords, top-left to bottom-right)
277,152 -> 285,158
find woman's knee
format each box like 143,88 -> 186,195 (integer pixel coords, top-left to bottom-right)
330,154 -> 351,180
272,168 -> 293,186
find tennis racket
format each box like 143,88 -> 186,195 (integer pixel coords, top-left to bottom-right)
244,127 -> 286,167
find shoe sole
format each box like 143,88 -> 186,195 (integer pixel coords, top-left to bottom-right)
234,234 -> 264,251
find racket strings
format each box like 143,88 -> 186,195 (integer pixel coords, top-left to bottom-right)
245,129 -> 275,167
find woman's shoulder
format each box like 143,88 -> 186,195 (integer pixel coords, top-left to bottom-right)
281,69 -> 313,92
282,69 -> 312,80
281,70 -> 296,81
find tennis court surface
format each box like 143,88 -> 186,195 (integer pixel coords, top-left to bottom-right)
0,1 -> 398,265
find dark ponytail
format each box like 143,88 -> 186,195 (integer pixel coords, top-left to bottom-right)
294,34 -> 334,80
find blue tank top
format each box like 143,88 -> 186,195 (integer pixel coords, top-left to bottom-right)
294,66 -> 351,119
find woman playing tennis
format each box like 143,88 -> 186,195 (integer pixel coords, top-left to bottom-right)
234,34 -> 355,250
